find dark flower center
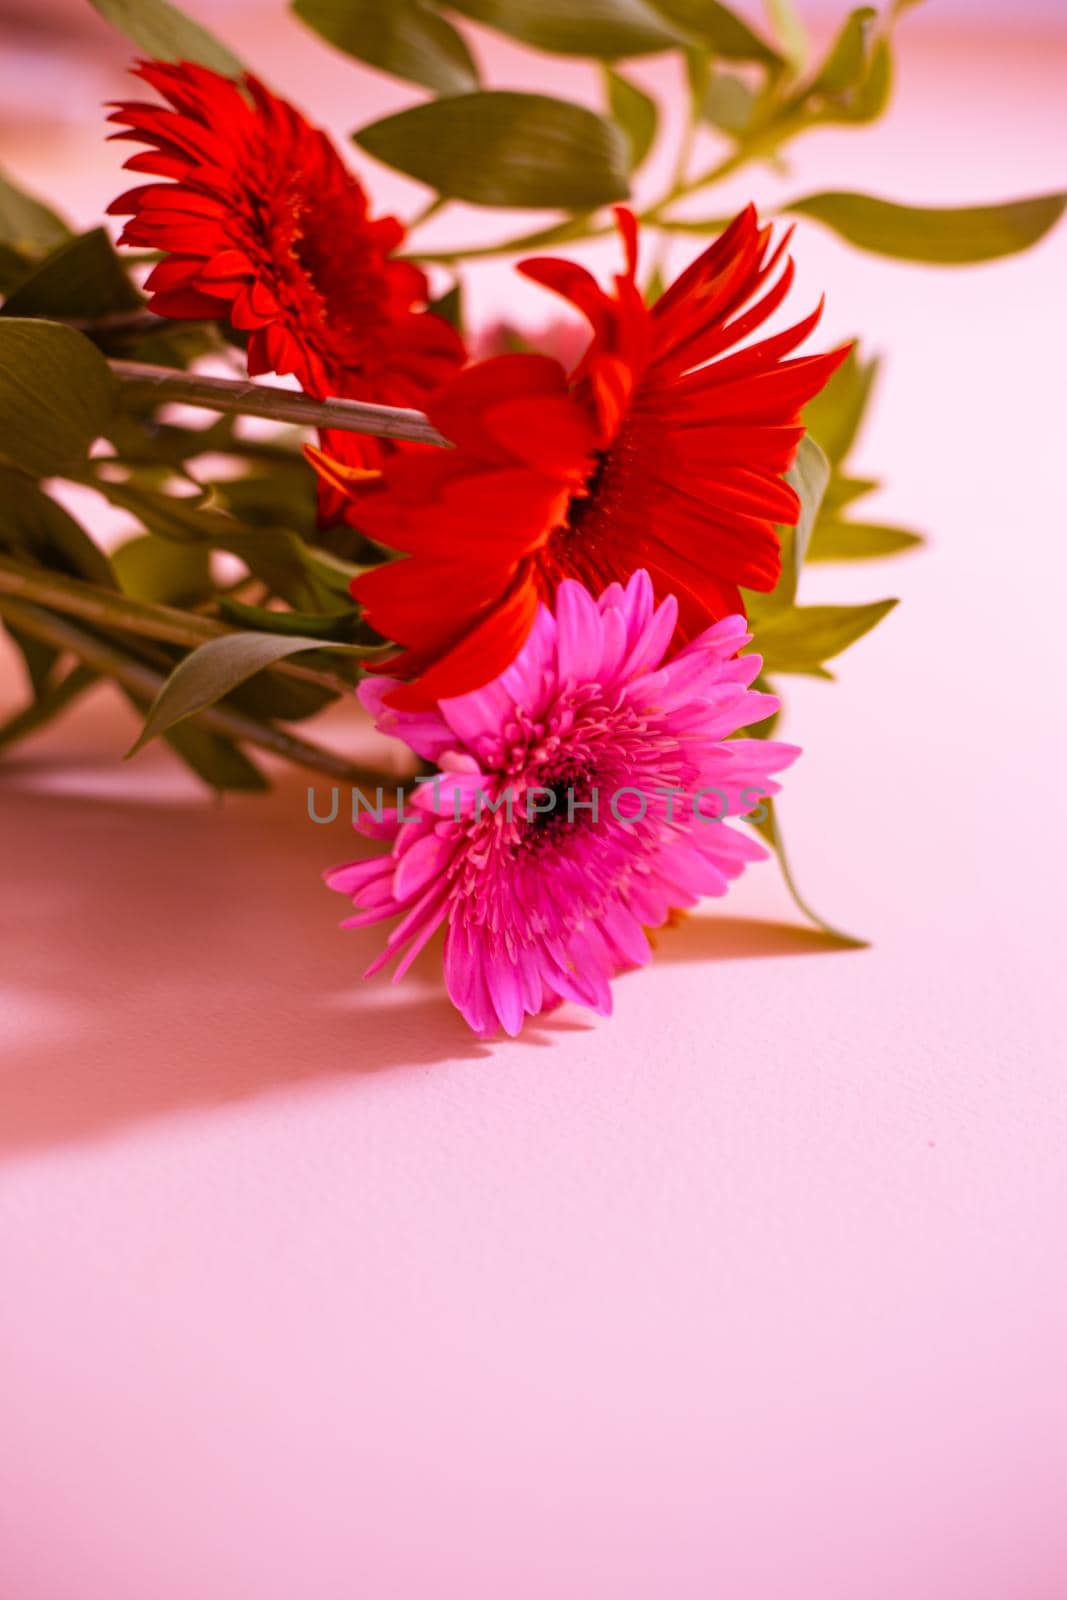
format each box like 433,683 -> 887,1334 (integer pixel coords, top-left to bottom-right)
520,762 -> 597,848
288,197 -> 386,341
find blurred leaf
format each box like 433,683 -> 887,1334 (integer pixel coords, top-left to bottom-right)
823,472 -> 878,513
95,479 -> 335,609
800,346 -> 923,564
702,70 -> 757,134
445,0 -> 681,57
354,91 -> 631,209
744,672 -> 781,740
650,0 -> 782,64
216,597 -> 364,640
752,597 -> 898,674
429,279 -> 464,331
129,631 -> 371,752
209,466 -> 319,535
112,534 -> 213,606
832,35 -> 891,123
222,670 -> 339,726
809,6 -> 876,95
0,661 -> 97,751
292,0 -> 479,93
786,190 -> 1067,263
656,213 -> 734,235
803,343 -> 877,466
683,43 -> 710,107
106,412 -> 238,470
0,168 -> 70,256
158,716 -> 268,790
1,227 -> 141,320
808,519 -> 923,561
644,260 -> 667,303
3,620 -> 58,699
0,470 -> 116,586
603,67 -> 658,170
116,674 -> 270,790
86,0 -> 242,75
751,797 -> 867,945
776,434 -> 829,604
0,247 -> 25,295
0,320 -> 114,477
300,545 -> 368,603
762,0 -> 807,70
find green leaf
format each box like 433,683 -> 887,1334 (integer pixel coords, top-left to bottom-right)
0,168 -> 70,264
216,597 -> 364,640
762,0 -> 808,70
752,597 -> 898,674
808,519 -> 923,561
751,797 -> 867,945
94,479 -> 334,610
822,472 -> 878,514
786,190 -> 1067,264
649,0 -> 782,64
808,6 -> 876,95
207,463 -> 318,535
656,213 -> 734,236
292,0 -> 479,94
0,470 -> 116,586
159,717 -> 268,791
745,671 -> 780,740
0,662 -> 97,751
702,70 -> 756,135
429,280 -> 464,332
444,0 -> 682,57
776,434 -> 829,605
832,35 -> 891,124
86,0 -> 242,75
117,676 -> 269,791
0,320 -> 114,477
604,67 -> 658,170
802,343 -> 877,466
112,534 -> 213,606
1,227 -> 141,320
354,91 -> 631,209
128,630 -> 369,752
644,260 -> 667,303
3,619 -> 59,699
106,413 -> 238,471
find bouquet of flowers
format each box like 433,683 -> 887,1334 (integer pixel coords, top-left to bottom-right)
1,0 -> 1062,1035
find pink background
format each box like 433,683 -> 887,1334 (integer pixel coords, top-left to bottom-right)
2,4 -> 1066,1596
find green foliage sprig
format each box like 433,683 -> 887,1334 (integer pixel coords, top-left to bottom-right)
1,0 -> 1062,929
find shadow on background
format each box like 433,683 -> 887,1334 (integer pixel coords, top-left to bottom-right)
1,768 -> 845,1160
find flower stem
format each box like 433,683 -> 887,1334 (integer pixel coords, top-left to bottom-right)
0,556 -> 359,699
109,361 -> 449,447
409,211 -> 604,265
0,597 -> 386,786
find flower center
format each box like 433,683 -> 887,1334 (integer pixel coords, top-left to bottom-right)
520,763 -> 596,848
288,198 -> 385,341
539,419 -> 641,593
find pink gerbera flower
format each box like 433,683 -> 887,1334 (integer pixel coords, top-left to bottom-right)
326,571 -> 799,1037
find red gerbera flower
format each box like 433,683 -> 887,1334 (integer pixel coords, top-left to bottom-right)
315,205 -> 848,709
106,59 -> 464,511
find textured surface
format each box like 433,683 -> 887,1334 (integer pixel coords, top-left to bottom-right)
2,11 -> 1066,1598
